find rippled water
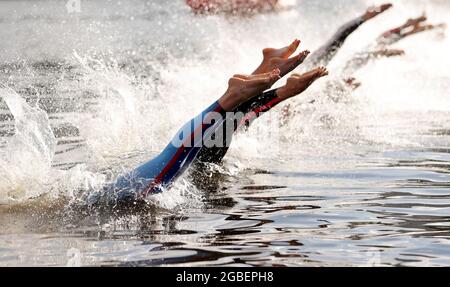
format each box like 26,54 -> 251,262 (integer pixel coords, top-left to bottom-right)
0,0 -> 449,266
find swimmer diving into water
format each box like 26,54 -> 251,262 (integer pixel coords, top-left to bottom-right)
187,2 -> 392,134
195,40 -> 321,165
378,14 -> 446,46
195,5 -> 447,168
304,3 -> 393,68
89,4 -> 441,208
192,3 -> 393,165
95,0 -> 388,206
193,5 -> 446,167
89,44 -> 328,207
342,14 -> 446,86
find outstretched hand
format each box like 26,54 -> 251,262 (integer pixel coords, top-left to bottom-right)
219,69 -> 281,111
253,39 -> 310,77
344,77 -> 362,90
362,3 -> 393,21
404,14 -> 428,28
407,22 -> 447,36
276,67 -> 328,100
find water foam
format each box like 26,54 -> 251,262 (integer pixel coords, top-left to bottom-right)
0,87 -> 105,204
0,87 -> 57,203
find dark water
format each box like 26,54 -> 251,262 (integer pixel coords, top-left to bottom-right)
0,0 -> 449,266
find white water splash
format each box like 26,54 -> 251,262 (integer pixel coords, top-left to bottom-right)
0,87 -> 57,202
0,87 -> 105,204
70,51 -> 167,163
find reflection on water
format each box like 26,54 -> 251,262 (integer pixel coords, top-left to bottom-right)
2,149 -> 449,266
0,0 -> 450,266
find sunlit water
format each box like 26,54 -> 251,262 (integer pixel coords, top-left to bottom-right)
0,0 -> 449,266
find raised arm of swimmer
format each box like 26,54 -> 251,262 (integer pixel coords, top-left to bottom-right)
307,3 -> 392,67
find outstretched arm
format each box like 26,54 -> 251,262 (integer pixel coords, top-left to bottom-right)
401,23 -> 446,38
343,17 -> 446,82
379,14 -> 427,44
194,40 -> 310,164
195,67 -> 328,165
238,39 -> 310,123
307,3 -> 392,67
96,70 -> 281,206
194,40 -> 325,166
377,15 -> 445,45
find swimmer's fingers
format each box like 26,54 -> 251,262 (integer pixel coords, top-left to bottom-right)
419,12 -> 427,22
269,50 -> 310,77
233,74 -> 251,80
344,77 -> 362,90
286,68 -> 328,90
298,66 -> 328,79
315,66 -> 329,78
300,67 -> 328,85
288,50 -> 310,72
377,3 -> 393,13
262,39 -> 301,60
277,67 -> 328,100
418,23 -> 447,31
247,69 -> 281,86
237,69 -> 280,81
284,39 -> 301,58
405,14 -> 428,28
278,39 -> 301,59
364,3 -> 393,20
